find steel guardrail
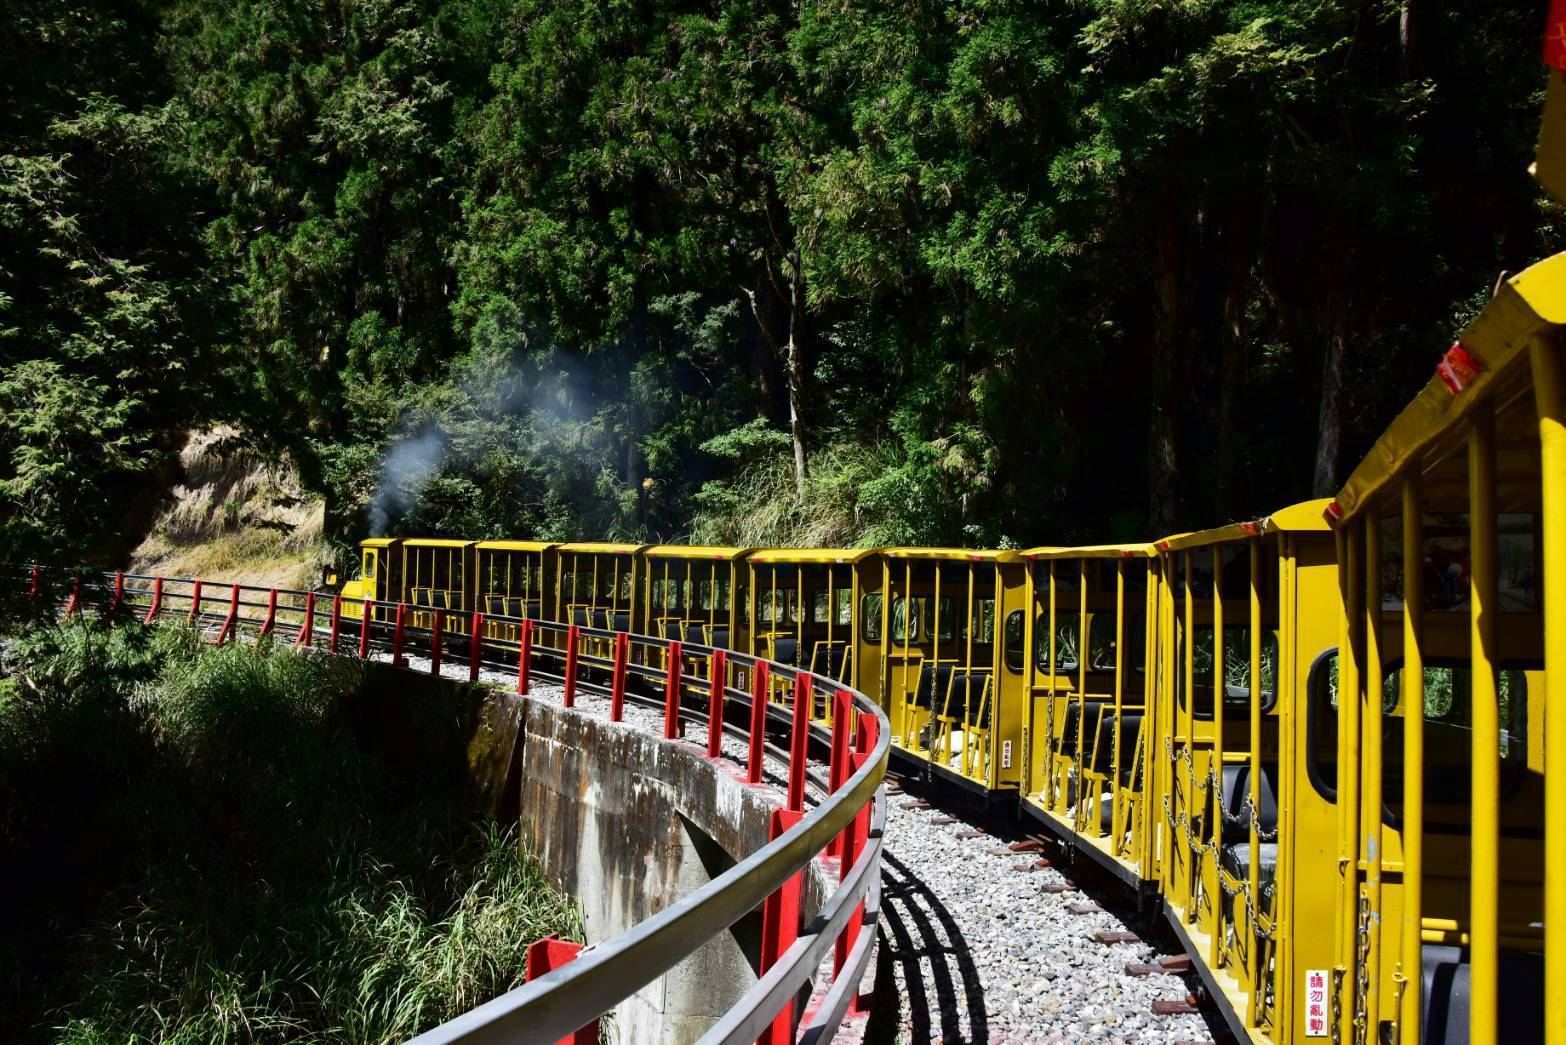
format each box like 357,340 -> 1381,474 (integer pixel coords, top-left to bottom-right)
11,565 -> 889,1045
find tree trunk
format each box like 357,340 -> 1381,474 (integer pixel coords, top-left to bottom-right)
1400,0 -> 1420,79
626,287 -> 648,524
1148,190 -> 1186,533
1313,322 -> 1348,497
1216,194 -> 1259,519
784,269 -> 809,501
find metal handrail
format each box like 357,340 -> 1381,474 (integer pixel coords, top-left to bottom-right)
14,565 -> 889,1044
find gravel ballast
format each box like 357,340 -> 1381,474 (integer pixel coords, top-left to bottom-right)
370,643 -> 1218,1042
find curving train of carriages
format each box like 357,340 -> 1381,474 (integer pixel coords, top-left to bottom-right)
331,243 -> 1563,1045
320,30 -> 1566,1045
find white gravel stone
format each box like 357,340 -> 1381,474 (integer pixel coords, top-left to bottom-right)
382,644 -> 1216,1042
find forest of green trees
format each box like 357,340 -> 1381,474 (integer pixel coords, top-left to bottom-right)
1,0 -> 1559,567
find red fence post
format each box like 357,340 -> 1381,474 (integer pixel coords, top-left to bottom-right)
747,661 -> 770,785
27,563 -> 39,597
294,591 -> 316,647
828,689 -> 855,860
143,577 -> 164,625
62,572 -> 81,618
391,602 -> 407,665
430,609 -> 444,675
516,619 -> 533,695
758,807 -> 805,1045
188,580 -> 203,626
257,588 -> 277,641
329,595 -> 343,653
563,624 -> 580,708
215,584 -> 239,644
664,639 -> 683,739
834,749 -> 871,988
610,631 -> 629,721
359,598 -> 373,660
469,611 -> 485,682
523,936 -> 599,1045
707,649 -> 727,758
786,672 -> 813,812
111,571 -> 124,612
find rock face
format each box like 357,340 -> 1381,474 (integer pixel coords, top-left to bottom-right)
129,426 -> 326,588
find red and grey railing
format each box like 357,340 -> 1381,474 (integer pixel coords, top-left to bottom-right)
15,565 -> 889,1045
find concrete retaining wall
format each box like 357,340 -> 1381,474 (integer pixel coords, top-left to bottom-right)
356,664 -> 829,1045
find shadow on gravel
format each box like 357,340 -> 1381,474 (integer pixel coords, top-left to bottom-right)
873,848 -> 990,1044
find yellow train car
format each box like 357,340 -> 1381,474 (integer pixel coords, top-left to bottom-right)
640,545 -> 748,648
551,541 -> 645,632
1019,543 -> 1157,886
1320,253 -> 1564,1044
745,547 -> 874,685
870,548 -> 1029,793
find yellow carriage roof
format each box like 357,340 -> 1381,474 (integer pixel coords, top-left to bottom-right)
475,540 -> 555,552
360,537 -> 397,548
401,538 -> 475,549
748,547 -> 880,564
1150,500 -> 1333,553
554,541 -> 646,555
1333,251 -> 1566,525
881,547 -> 1023,563
1021,543 -> 1154,560
643,544 -> 751,560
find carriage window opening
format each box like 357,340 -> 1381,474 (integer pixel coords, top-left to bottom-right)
812,590 -> 831,624
362,554 -> 376,580
1378,512 -> 1538,613
1306,651 -> 1529,810
1181,625 -> 1280,717
759,590 -> 797,625
972,600 -> 996,644
926,597 -> 956,641
1034,612 -> 1080,673
836,588 -> 853,626
698,579 -> 729,612
1003,611 -> 1024,674
861,594 -> 883,641
891,597 -> 922,643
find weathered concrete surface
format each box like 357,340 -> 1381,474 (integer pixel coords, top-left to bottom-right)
514,697 -> 779,1043
356,663 -> 831,1045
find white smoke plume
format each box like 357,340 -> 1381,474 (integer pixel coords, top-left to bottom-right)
367,427 -> 446,535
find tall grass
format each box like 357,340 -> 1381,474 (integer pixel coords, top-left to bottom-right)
0,619 -> 579,1043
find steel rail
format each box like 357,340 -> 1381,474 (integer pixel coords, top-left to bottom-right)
18,565 -> 890,1045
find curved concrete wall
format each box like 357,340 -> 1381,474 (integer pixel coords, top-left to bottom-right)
357,664 -> 830,1045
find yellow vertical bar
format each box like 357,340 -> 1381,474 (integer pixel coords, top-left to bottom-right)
1276,534 -> 1295,1028
827,564 -> 836,680
1247,540 -> 1262,1026
1468,407 -> 1499,1045
1336,523 -> 1364,1045
1184,551 -> 1197,915
1363,513 -> 1384,1039
902,561 -> 912,740
1110,559 -> 1126,848
1075,558 -> 1088,831
1211,545 -> 1225,966
1048,561 -> 1059,809
964,563 -> 976,767
849,565 -> 860,690
1398,475 -> 1425,1042
1534,336 -> 1566,1045
1146,560 -> 1158,877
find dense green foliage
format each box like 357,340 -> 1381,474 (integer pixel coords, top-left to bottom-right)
0,620 -> 580,1041
2,0 -> 1558,562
